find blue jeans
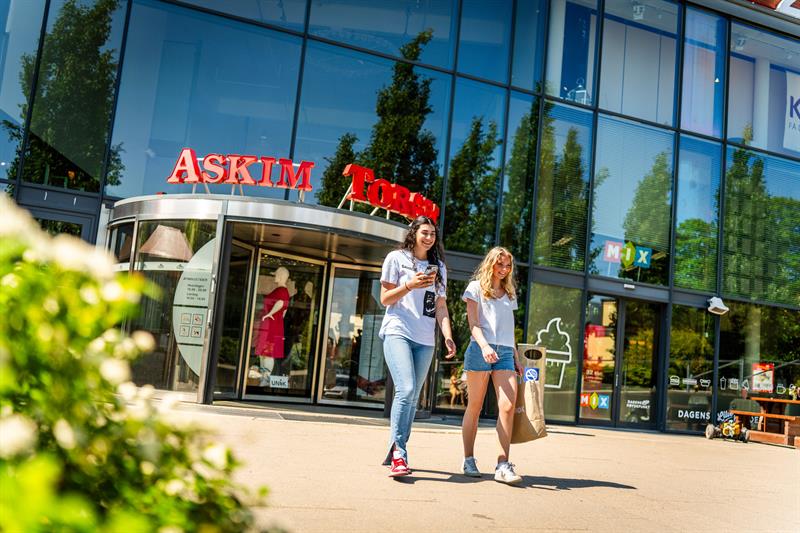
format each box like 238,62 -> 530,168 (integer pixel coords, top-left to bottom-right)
382,334 -> 435,465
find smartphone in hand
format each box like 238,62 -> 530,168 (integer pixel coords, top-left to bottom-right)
424,264 -> 438,277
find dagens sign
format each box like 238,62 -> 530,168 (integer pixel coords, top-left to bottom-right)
165,149 -> 440,221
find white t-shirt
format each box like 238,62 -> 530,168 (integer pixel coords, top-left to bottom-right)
462,280 -> 518,348
379,249 -> 447,346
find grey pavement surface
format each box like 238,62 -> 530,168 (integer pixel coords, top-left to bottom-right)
179,402 -> 799,532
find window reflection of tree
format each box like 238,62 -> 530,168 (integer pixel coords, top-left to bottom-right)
4,0 -> 124,192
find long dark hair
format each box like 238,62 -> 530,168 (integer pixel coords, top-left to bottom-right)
401,216 -> 446,290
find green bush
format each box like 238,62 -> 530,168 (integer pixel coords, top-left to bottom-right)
0,197 -> 263,532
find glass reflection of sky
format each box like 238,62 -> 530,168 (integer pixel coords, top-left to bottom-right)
457,0 -> 512,83
676,135 -> 720,226
107,0 -> 302,199
309,0 -> 457,69
0,0 -> 47,179
295,41 -> 450,204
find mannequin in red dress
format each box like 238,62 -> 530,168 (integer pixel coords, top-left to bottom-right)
255,266 -> 290,378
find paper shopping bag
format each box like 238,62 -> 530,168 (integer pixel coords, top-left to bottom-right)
511,345 -> 547,444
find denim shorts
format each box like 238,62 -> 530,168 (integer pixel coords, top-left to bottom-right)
463,341 -> 516,372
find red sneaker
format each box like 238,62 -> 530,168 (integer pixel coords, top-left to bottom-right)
389,452 -> 410,477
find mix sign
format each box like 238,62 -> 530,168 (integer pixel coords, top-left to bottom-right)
580,392 -> 610,410
603,240 -> 652,269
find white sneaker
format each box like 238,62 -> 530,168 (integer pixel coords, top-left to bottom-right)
494,461 -> 522,484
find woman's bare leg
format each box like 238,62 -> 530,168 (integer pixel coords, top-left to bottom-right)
461,371 -> 491,457
492,370 -> 518,463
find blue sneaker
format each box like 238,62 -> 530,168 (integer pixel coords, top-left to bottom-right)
461,456 -> 481,477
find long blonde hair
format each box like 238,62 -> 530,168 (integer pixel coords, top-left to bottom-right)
474,247 -> 516,300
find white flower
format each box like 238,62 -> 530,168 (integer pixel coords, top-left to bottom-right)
100,358 -> 131,385
158,526 -> 183,533
42,298 -> 59,315
53,419 -> 76,450
101,280 -> 124,302
127,399 -> 150,421
113,338 -> 137,358
52,235 -> 90,272
0,415 -> 38,458
158,393 -> 182,413
80,286 -> 100,305
117,381 -> 138,401
102,329 -> 122,343
140,461 -> 156,476
87,337 -> 106,354
202,443 -> 229,470
132,331 -> 156,353
138,384 -> 155,400
85,248 -> 115,280
164,479 -> 185,496
0,198 -> 40,241
1,274 -> 18,289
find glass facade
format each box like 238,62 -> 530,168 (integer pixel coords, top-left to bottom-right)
7,0 -> 798,431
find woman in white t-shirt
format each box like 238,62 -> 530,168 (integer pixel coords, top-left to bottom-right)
379,216 -> 456,478
460,246 -> 523,484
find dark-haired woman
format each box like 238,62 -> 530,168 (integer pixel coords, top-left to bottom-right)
379,216 -> 456,477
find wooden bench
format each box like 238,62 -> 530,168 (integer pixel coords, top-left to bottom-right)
729,409 -> 800,447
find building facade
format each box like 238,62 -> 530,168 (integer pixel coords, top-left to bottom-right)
4,0 -> 799,433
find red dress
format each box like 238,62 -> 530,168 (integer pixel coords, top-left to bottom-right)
254,287 -> 290,358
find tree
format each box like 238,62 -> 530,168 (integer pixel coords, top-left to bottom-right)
500,102 -> 539,260
315,30 -> 440,211
4,0 -> 124,192
443,117 -> 501,254
673,218 -> 717,291
620,151 -> 673,284
316,133 -> 358,208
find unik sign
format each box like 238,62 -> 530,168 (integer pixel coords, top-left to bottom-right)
166,148 -> 314,191
343,164 -> 440,221
785,72 -> 800,152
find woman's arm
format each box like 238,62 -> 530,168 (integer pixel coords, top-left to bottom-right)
380,272 -> 432,306
466,299 -> 498,363
436,296 -> 456,359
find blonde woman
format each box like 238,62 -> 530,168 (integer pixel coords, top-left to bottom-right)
460,247 -> 522,484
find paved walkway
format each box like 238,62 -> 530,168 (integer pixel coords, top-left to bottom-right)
182,403 -> 799,532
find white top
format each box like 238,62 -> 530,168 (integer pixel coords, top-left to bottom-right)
462,280 -> 518,348
379,249 -> 447,346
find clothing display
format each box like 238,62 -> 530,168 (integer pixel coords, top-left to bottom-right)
254,286 -> 290,358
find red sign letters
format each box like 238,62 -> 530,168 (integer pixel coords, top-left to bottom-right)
343,164 -> 440,221
166,148 -> 314,191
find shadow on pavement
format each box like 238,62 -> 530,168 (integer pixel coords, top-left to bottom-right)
522,476 -> 636,491
388,470 -> 636,491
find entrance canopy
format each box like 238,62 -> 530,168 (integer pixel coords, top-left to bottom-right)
109,194 -> 408,265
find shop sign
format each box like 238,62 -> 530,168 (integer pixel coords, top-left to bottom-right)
752,362 -> 774,393
533,317 -> 573,390
166,148 -> 314,191
602,240 -> 652,269
676,409 -> 710,421
343,164 -> 440,221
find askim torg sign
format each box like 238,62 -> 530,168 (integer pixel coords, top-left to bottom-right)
166,148 -> 439,221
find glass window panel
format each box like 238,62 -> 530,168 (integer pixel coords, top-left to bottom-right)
321,268 -> 387,406
581,294 -> 615,421
599,0 -> 678,126
432,278 -> 470,412
590,115 -> 674,285
107,0 -> 301,200
527,282 -> 582,422
245,251 -> 325,398
109,222 -> 134,267
308,0 -> 457,69
723,147 -> 800,307
214,243 -> 251,395
665,305 -> 715,432
717,302 -> 800,426
680,7 -> 726,138
727,23 -> 800,159
674,135 -> 720,292
21,0 -> 126,192
510,0 -> 547,91
182,0 -> 307,30
0,0 -> 47,181
35,217 -> 83,237
457,0 -> 513,83
130,219 -> 217,392
298,41 -> 449,208
534,102 -> 593,271
499,92 -> 538,262
545,0 -> 599,105
443,78 -> 505,255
